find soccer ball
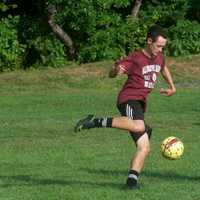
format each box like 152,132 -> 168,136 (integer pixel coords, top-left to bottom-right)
161,136 -> 184,160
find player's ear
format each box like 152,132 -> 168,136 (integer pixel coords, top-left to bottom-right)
147,37 -> 153,45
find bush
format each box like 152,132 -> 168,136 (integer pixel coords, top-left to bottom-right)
77,16 -> 151,63
117,17 -> 148,53
18,16 -> 68,68
50,0 -> 131,63
29,35 -> 68,68
1,0 -> 200,69
78,27 -> 125,63
0,15 -> 25,71
166,20 -> 200,56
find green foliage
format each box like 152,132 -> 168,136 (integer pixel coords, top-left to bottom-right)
187,0 -> 200,22
0,13 -> 68,70
77,18 -> 126,62
29,35 -> 68,68
167,20 -> 200,56
0,2 -> 17,12
78,28 -> 125,63
18,16 -> 68,68
130,0 -> 200,57
1,0 -> 200,69
117,17 -> 148,53
48,0 -> 132,62
49,0 -> 193,63
0,15 -> 25,71
140,0 -> 188,27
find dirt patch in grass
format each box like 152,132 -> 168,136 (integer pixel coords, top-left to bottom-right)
0,56 -> 199,88
167,55 -> 200,79
65,57 -> 200,81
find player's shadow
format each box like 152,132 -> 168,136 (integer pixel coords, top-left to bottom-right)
0,175 -> 124,189
193,122 -> 200,126
142,170 -> 200,182
1,168 -> 199,189
81,167 -> 200,182
81,167 -> 126,176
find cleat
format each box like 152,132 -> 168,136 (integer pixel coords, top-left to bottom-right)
126,178 -> 140,190
74,115 -> 95,132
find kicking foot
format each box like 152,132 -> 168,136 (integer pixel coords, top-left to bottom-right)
74,115 -> 95,132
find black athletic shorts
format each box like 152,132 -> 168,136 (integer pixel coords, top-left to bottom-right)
117,100 -> 152,142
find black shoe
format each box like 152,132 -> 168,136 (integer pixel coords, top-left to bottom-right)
126,178 -> 140,189
74,115 -> 95,132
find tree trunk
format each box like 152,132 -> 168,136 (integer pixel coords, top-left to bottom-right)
46,4 -> 75,57
131,0 -> 142,17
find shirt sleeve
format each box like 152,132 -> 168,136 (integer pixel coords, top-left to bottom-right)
115,53 -> 134,75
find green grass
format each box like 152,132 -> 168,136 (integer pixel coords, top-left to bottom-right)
0,58 -> 200,200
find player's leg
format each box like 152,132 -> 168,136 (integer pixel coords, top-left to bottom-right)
130,133 -> 150,172
111,117 -> 145,133
74,114 -> 145,133
116,100 -> 152,189
126,125 -> 152,189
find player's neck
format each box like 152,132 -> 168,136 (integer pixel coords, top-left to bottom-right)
142,48 -> 155,59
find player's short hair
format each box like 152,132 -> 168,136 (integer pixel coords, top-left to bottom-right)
147,25 -> 167,42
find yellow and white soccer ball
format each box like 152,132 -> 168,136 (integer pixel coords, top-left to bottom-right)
161,136 -> 184,160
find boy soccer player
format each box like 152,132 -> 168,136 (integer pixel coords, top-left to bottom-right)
74,25 -> 176,189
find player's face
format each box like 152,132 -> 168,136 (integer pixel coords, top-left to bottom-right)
147,36 -> 167,57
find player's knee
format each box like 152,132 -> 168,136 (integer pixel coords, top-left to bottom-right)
132,123 -> 145,133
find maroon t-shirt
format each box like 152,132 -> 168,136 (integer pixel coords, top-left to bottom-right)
116,50 -> 165,110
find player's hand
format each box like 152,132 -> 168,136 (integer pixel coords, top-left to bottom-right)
109,66 -> 119,78
160,87 -> 176,96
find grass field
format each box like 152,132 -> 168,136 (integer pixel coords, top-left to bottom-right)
0,56 -> 200,200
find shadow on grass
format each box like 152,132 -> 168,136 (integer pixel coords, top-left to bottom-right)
1,169 -> 199,189
81,168 -> 127,176
193,122 -> 200,126
142,170 -> 200,182
81,168 -> 200,182
0,175 -> 125,190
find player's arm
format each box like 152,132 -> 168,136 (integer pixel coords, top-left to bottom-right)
109,53 -> 133,78
160,65 -> 176,96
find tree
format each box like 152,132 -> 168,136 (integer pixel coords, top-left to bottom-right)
1,0 -> 200,69
46,4 -> 75,57
131,0 -> 142,17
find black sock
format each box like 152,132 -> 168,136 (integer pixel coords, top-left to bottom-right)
93,117 -> 113,127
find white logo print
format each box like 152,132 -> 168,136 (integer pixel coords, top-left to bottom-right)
142,64 -> 161,74
152,73 -> 157,82
143,65 -> 160,89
